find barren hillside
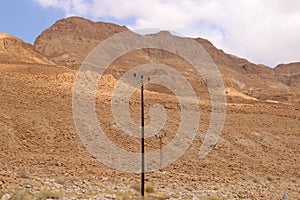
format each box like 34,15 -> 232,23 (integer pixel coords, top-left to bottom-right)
0,33 -> 53,65
0,17 -> 299,199
34,16 -> 128,69
33,17 -> 300,104
274,62 -> 300,87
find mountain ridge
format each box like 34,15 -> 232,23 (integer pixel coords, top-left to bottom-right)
0,16 -> 299,199
0,16 -> 298,104
274,62 -> 300,87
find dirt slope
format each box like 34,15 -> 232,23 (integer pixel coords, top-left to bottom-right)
0,63 -> 299,199
0,33 -> 53,65
0,17 -> 299,199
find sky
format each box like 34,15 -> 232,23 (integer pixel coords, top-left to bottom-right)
0,0 -> 300,67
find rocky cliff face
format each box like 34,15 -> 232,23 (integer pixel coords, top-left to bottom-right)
274,62 -> 300,87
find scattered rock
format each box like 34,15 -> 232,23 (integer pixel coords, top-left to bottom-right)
104,194 -> 116,199
1,194 -> 11,200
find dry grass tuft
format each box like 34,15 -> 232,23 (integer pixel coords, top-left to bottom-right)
35,190 -> 61,200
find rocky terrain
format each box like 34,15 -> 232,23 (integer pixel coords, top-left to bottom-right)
274,62 -> 300,87
0,33 -> 53,65
34,17 -> 127,70
0,17 -> 299,199
33,17 -> 300,105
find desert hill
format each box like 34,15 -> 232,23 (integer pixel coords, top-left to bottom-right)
274,62 -> 300,87
0,17 -> 299,199
0,33 -> 53,65
33,17 -> 299,104
34,16 -> 128,69
194,37 -> 273,75
194,37 -> 300,103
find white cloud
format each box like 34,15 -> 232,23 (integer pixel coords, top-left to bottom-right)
34,0 -> 300,67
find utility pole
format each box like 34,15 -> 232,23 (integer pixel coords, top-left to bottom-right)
155,132 -> 166,168
134,73 -> 150,198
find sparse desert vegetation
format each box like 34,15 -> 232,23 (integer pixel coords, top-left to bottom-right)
0,16 -> 299,199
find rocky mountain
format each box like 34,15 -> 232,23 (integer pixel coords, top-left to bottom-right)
0,16 -> 298,103
274,62 -> 300,87
33,17 -> 299,104
0,33 -> 53,65
34,16 -> 128,69
0,16 -> 299,199
195,37 -> 273,75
